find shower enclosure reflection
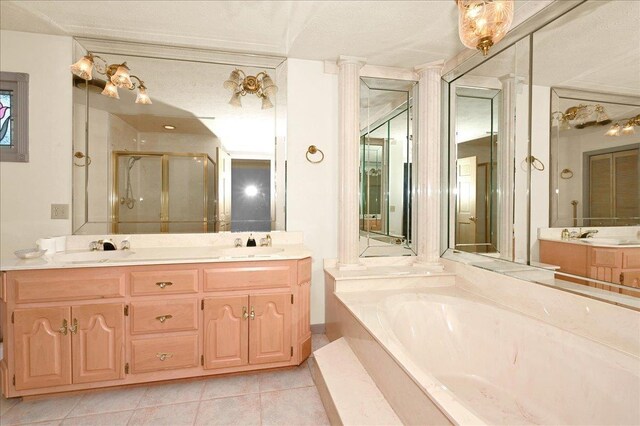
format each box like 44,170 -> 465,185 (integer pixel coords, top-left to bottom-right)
113,152 -> 215,233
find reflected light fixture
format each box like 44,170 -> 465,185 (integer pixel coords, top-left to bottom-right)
552,104 -> 611,130
70,53 -> 151,104
163,125 -> 176,130
607,114 -> 640,137
456,0 -> 514,56
244,185 -> 258,197
224,69 -> 277,109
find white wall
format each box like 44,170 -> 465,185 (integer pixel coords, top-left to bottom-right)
286,59 -> 339,325
0,30 -> 73,258
530,85 -> 551,262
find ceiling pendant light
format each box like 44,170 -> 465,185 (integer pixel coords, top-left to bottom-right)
70,54 -> 151,104
456,0 -> 514,56
223,69 -> 278,109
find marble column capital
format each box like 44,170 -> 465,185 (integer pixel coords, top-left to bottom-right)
337,56 -> 367,68
414,59 -> 445,75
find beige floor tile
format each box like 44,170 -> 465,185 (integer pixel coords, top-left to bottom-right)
0,395 -> 81,426
61,410 -> 133,426
200,374 -> 259,400
257,362 -> 314,393
311,334 -> 330,353
261,386 -> 330,426
66,386 -> 147,418
195,394 -> 260,426
128,401 -> 199,426
0,396 -> 20,417
137,380 -> 205,408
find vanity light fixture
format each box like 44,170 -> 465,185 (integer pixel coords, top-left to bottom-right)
70,53 -> 152,104
223,69 -> 277,109
552,104 -> 611,130
606,114 -> 640,137
456,0 -> 514,56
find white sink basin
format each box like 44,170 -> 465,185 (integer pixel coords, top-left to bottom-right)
221,247 -> 284,258
54,250 -> 134,263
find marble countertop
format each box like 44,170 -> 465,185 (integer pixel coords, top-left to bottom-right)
0,244 -> 312,271
539,237 -> 640,248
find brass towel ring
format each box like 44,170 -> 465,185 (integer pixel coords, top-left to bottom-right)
73,151 -> 91,167
306,145 -> 324,164
560,168 -> 574,179
522,155 -> 545,171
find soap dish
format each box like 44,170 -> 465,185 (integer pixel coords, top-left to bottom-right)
14,248 -> 47,259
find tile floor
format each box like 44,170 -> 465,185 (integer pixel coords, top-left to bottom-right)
0,335 -> 331,426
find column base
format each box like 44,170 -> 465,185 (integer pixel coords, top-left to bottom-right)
412,260 -> 445,272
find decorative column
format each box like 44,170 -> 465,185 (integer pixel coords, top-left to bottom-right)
414,60 -> 445,270
498,74 -> 516,261
337,56 -> 365,268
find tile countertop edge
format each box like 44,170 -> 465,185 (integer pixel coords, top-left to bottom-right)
0,246 -> 313,271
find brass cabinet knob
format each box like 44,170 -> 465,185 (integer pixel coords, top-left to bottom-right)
69,318 -> 78,334
155,281 -> 173,289
155,314 -> 173,323
59,319 -> 68,335
242,306 -> 249,320
156,352 -> 173,361
249,306 -> 255,320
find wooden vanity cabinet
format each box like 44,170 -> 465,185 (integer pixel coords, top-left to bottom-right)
0,257 -> 312,398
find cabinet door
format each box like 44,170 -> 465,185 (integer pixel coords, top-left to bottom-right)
13,307 -> 72,390
203,296 -> 248,369
72,304 -> 124,384
249,294 -> 292,365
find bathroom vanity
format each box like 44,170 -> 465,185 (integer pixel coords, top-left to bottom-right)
0,251 -> 312,398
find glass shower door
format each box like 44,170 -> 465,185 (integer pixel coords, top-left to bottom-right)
168,155 -> 207,233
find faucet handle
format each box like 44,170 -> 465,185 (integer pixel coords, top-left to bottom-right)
234,238 -> 243,248
89,241 -> 100,251
120,239 -> 131,250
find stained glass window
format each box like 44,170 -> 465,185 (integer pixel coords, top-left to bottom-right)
0,90 -> 11,147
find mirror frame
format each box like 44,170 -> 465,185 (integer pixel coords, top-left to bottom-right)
71,38 -> 287,234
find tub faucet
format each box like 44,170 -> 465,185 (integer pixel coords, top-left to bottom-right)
579,229 -> 599,238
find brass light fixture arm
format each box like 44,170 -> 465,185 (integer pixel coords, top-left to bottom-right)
129,75 -> 145,91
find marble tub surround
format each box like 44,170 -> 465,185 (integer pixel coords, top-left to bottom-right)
328,278 -> 639,425
1,232 -> 311,271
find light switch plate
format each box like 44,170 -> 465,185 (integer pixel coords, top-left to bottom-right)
51,204 -> 69,219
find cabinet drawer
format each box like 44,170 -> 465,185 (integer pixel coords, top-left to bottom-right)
204,261 -> 294,292
130,334 -> 199,373
10,269 -> 125,303
622,250 -> 640,269
130,299 -> 198,334
589,248 -> 623,268
130,269 -> 198,296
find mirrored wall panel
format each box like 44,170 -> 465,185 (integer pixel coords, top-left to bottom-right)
360,77 -> 417,257
72,42 -> 285,234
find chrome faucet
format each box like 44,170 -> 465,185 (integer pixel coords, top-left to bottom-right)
89,239 -> 117,251
579,229 -> 599,239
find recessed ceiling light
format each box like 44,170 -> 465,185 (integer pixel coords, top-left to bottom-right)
163,125 -> 176,130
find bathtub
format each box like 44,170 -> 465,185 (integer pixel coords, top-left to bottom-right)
336,286 -> 640,425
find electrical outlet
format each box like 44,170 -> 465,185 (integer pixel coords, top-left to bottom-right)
51,204 -> 69,219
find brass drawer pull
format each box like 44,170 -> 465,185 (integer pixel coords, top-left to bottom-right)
249,306 -> 255,320
59,319 -> 68,335
242,306 -> 249,320
155,281 -> 173,289
155,314 -> 173,323
69,318 -> 78,334
156,352 -> 173,361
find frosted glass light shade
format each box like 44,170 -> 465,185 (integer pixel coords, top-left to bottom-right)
261,75 -> 278,98
111,64 -> 134,89
261,95 -> 274,110
223,69 -> 242,91
70,56 -> 94,80
457,0 -> 514,56
229,92 -> 242,107
605,124 -> 621,136
101,82 -> 120,99
621,124 -> 636,136
135,87 -> 152,105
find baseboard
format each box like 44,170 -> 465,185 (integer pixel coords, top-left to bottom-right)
311,323 -> 326,334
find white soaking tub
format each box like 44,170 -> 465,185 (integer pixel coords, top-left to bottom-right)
337,287 -> 640,425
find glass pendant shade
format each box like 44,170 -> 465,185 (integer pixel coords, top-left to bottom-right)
605,123 -> 621,136
229,92 -> 242,107
111,64 -> 134,89
594,105 -> 610,123
621,123 -> 636,136
135,86 -> 152,105
70,55 -> 94,80
223,69 -> 242,91
560,119 -> 572,131
457,0 -> 514,56
261,95 -> 274,110
101,82 -> 120,99
261,75 -> 278,98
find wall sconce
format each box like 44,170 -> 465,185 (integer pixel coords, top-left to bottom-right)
70,53 -> 151,104
223,69 -> 277,109
552,104 -> 611,130
456,0 -> 514,56
605,114 -> 640,137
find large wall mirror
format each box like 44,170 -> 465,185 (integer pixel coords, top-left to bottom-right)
359,77 -> 417,257
444,0 -> 640,308
72,40 -> 286,234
